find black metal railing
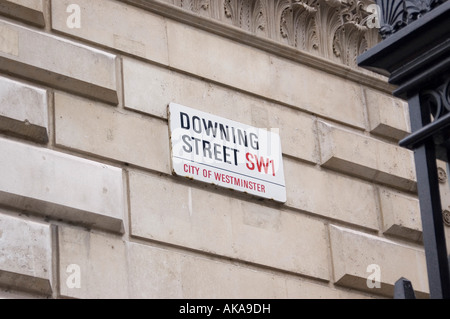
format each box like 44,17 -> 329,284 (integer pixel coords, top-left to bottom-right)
358,0 -> 450,299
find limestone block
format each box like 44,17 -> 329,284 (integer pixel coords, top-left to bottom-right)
60,225 -> 283,299
318,121 -> 417,192
123,58 -> 318,164
58,226 -> 128,299
129,242 -> 337,299
0,137 -> 124,232
0,76 -> 48,143
51,0 -> 169,64
365,88 -> 411,140
166,20 -> 271,99
0,212 -> 51,295
379,187 -> 422,241
58,225 -> 374,299
283,158 -> 379,230
329,225 -> 429,298
128,170 -> 329,280
166,20 -> 366,129
265,106 -> 319,164
123,58 -> 253,120
132,240 -> 278,298
54,92 -> 171,174
0,19 -> 118,104
0,0 -> 45,27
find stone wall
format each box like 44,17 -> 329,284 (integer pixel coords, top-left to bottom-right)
0,0 -> 429,299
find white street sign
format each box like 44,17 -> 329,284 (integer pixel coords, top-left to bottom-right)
168,103 -> 286,203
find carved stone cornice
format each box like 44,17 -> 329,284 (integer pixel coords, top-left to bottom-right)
164,0 -> 381,68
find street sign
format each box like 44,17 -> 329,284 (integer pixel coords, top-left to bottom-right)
168,102 -> 286,203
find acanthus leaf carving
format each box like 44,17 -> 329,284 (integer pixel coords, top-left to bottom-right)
223,0 -> 268,35
333,23 -> 367,66
177,0 -> 210,12
332,1 -> 380,66
252,0 -> 268,35
279,0 -> 319,50
340,0 -> 368,29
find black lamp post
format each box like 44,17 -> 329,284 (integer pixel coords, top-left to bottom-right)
358,0 -> 450,299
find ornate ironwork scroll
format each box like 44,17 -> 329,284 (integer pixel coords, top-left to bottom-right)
376,0 -> 447,39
